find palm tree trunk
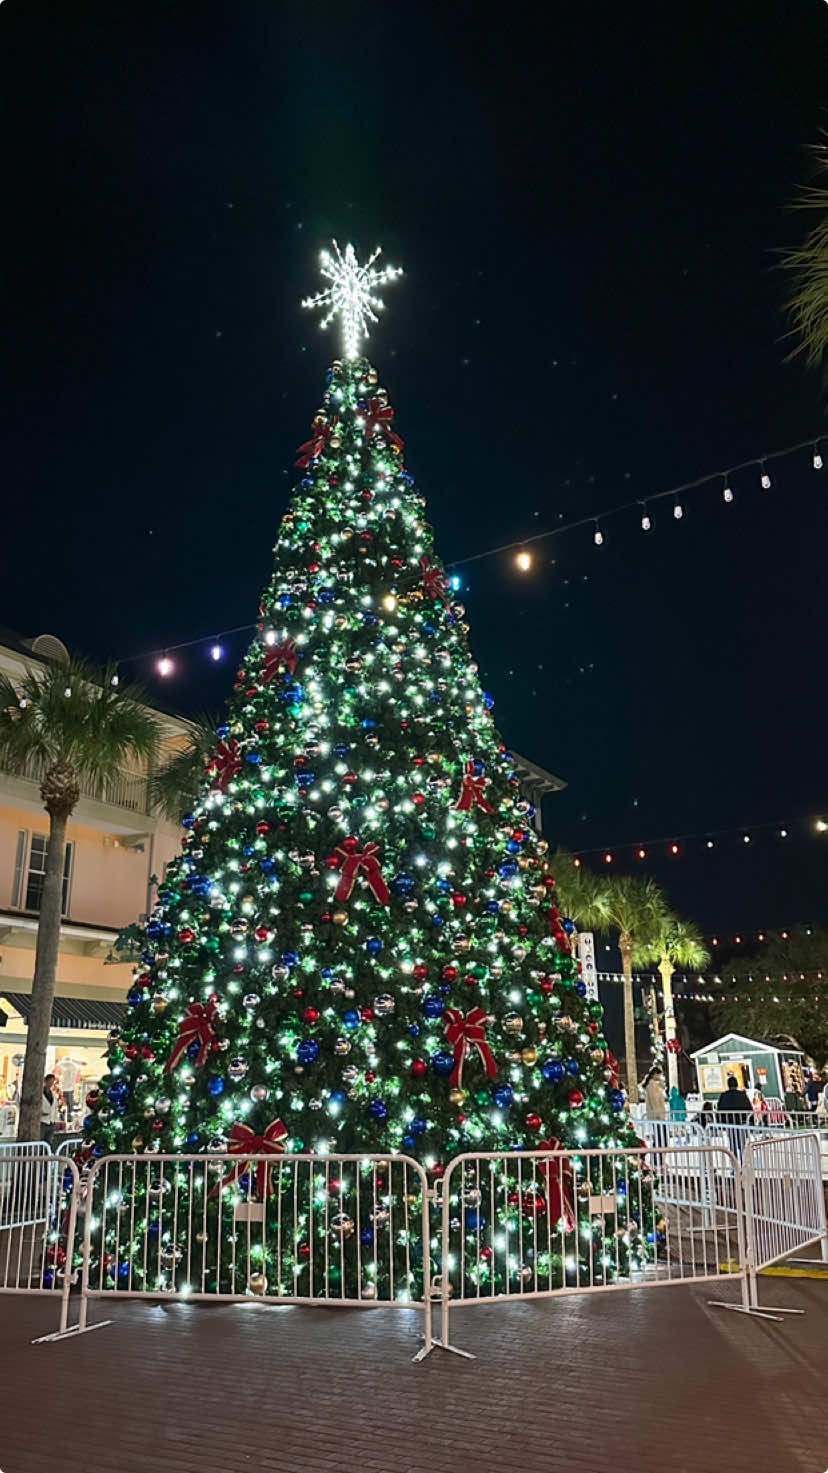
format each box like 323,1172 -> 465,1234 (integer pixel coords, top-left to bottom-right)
659,957 -> 678,1094
17,812 -> 67,1142
619,930 -> 638,1101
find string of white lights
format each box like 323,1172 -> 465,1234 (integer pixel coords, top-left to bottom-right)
570,815 -> 828,865
114,431 -> 825,675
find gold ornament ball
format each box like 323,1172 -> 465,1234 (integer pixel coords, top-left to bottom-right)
500,900 -> 514,915
503,1012 -> 523,1035
521,1046 -> 538,1066
153,996 -> 168,1014
517,857 -> 529,871
248,1273 -> 268,1296
131,1136 -> 144,1152
332,910 -> 348,926
591,1048 -> 606,1064
449,1087 -> 466,1105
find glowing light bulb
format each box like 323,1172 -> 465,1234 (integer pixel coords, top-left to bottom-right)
760,463 -> 771,490
637,847 -> 646,859
110,674 -> 119,687
449,574 -> 462,591
813,448 -> 823,471
669,842 -> 679,855
593,525 -> 604,547
158,655 -> 173,677
515,550 -> 532,571
210,643 -> 224,662
706,839 -> 714,849
603,852 -> 613,864
573,857 -> 582,868
722,481 -> 733,503
816,819 -> 828,833
383,594 -> 397,611
673,502 -> 683,520
640,510 -> 651,531
742,833 -> 750,844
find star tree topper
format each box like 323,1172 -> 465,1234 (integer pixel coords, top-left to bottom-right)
301,240 -> 402,360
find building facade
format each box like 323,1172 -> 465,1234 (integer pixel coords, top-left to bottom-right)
0,631 -> 190,1127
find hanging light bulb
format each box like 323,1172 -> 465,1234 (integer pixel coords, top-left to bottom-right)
813,446 -> 823,471
636,847 -> 647,860
742,833 -> 751,844
515,550 -> 532,571
593,525 -> 604,546
722,476 -> 733,503
706,839 -> 714,849
158,654 -> 173,677
449,574 -> 462,591
760,461 -> 772,490
110,673 -> 119,687
640,505 -> 651,532
210,642 -> 224,662
673,502 -> 684,520
603,851 -> 613,864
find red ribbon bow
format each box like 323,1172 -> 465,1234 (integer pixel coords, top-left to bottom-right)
213,1119 -> 289,1199
364,397 -> 404,451
420,556 -> 449,605
537,1139 -> 577,1232
332,840 -> 390,905
207,738 -> 243,792
605,1049 -> 621,1089
454,761 -> 495,815
295,417 -> 338,469
261,637 -> 298,683
443,1006 -> 497,1088
164,999 -> 219,1075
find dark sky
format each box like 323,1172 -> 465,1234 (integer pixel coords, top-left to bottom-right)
2,0 -> 827,940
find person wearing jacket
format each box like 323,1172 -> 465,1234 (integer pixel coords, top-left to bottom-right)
715,1075 -> 754,1119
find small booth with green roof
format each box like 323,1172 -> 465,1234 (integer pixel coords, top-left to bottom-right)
691,1032 -> 806,1109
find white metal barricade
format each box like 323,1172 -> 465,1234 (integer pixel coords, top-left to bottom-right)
0,1153 -> 80,1338
74,1152 -> 434,1358
742,1131 -> 828,1314
433,1144 -> 749,1357
53,1137 -> 83,1158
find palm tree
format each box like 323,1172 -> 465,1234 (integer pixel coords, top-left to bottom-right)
548,849 -> 611,946
0,658 -> 159,1143
635,916 -> 711,1094
603,875 -> 668,1100
150,713 -> 217,821
784,140 -> 828,377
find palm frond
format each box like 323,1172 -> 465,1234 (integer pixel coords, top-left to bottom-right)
150,714 -> 218,821
548,849 -> 611,929
783,141 -> 828,371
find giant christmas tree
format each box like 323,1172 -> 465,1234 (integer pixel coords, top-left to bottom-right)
82,244 -> 647,1300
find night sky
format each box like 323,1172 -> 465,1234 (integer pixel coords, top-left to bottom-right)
2,0 -> 827,942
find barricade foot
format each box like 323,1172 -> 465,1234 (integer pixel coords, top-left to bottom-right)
32,1319 -> 112,1344
417,1334 -> 475,1360
707,1300 -> 784,1322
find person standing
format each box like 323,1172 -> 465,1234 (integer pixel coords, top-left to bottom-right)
58,1056 -> 78,1123
40,1073 -> 59,1148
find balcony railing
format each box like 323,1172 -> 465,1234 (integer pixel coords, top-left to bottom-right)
0,750 -> 151,815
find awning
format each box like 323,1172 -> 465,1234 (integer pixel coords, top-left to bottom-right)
0,993 -> 127,1031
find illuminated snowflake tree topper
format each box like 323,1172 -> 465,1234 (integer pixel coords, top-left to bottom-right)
301,240 -> 402,360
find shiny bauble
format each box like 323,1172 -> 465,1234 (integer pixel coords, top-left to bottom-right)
341,1065 -> 359,1085
411,1059 -> 428,1079
154,1096 -> 171,1116
230,919 -> 249,937
521,1047 -> 538,1066
327,805 -> 344,820
452,934 -> 471,954
361,1283 -> 377,1300
333,1037 -> 351,1055
449,1087 -> 466,1105
242,993 -> 260,1009
153,996 -> 169,1015
502,1012 -> 523,1035
271,965 -> 289,982
403,899 -> 418,912
250,1084 -> 269,1103
248,1273 -> 268,1296
374,994 -> 395,1015
160,1247 -> 183,1268
499,900 -> 514,916
331,1212 -> 355,1238
195,1231 -> 208,1245
332,910 -> 348,926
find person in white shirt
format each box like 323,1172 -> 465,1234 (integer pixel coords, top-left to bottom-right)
41,1073 -> 59,1148
58,1057 -> 78,1120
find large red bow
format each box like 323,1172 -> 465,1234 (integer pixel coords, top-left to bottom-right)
547,904 -> 572,956
213,1119 -> 289,1199
605,1049 -> 621,1089
261,637 -> 298,683
454,761 -> 495,815
164,999 -> 219,1075
364,397 -> 404,451
420,556 -> 449,605
331,840 -> 390,905
443,1006 -> 497,1088
295,417 -> 338,469
207,739 -> 243,792
537,1139 -> 577,1232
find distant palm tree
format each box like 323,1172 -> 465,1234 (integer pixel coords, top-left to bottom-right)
635,916 -> 711,1094
784,140 -> 828,378
0,659 -> 159,1143
548,850 -> 611,943
603,875 -> 668,1099
150,714 -> 218,821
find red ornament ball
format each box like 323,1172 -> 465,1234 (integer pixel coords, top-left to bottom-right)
361,1006 -> 375,1022
302,1006 -> 320,1025
178,927 -> 195,945
451,893 -> 467,909
441,965 -> 458,982
255,820 -> 271,836
298,1242 -> 311,1260
568,1089 -> 584,1108
412,756 -> 425,768
480,1245 -> 493,1261
411,1059 -> 428,1079
340,836 -> 360,854
324,855 -> 341,870
413,963 -> 429,981
412,792 -> 426,807
525,1112 -> 542,1133
254,926 -> 270,943
364,1070 -> 376,1084
540,979 -> 554,994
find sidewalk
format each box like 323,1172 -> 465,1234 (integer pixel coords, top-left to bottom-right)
1,1281 -> 826,1473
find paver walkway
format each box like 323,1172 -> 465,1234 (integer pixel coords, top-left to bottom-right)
0,1281 -> 826,1472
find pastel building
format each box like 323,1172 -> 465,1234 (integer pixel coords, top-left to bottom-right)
0,629 -> 190,1118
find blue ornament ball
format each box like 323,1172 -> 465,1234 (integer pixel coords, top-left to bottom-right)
329,1089 -> 347,1107
360,1226 -> 374,1245
343,1009 -> 360,1029
492,1084 -> 513,1109
362,717 -> 376,730
107,1081 -> 128,1104
465,1210 -> 486,1232
245,751 -> 262,765
422,995 -> 444,1020
297,1040 -> 319,1066
563,918 -> 576,935
409,1116 -> 427,1136
541,1059 -> 566,1084
216,723 -> 230,739
393,873 -> 415,895
126,988 -> 143,1006
181,813 -> 196,829
207,1076 -> 225,1097
610,1089 -> 626,1112
260,858 -> 277,876
574,981 -> 587,997
117,1262 -> 130,1283
366,937 -> 383,956
431,914 -> 444,927
431,1050 -> 454,1076
368,1098 -> 388,1120
408,1023 -> 420,1038
565,1058 -> 580,1077
282,951 -> 300,968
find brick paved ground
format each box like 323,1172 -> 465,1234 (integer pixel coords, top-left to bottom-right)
1,1281 -> 826,1473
